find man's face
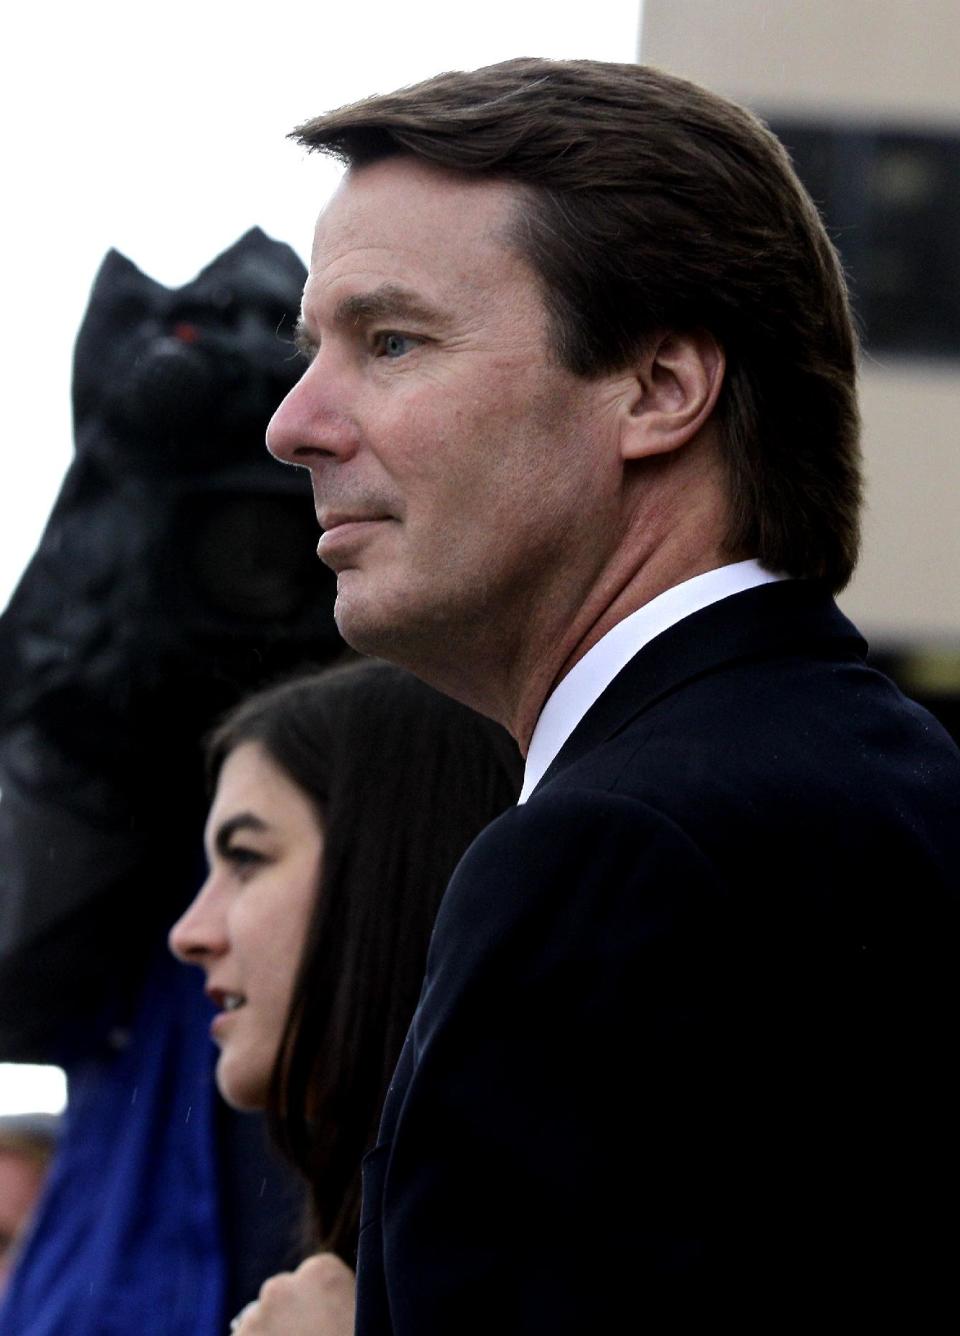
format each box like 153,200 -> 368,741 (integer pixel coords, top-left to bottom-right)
267,156 -> 625,670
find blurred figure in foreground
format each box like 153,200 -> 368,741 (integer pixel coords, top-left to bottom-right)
0,1115 -> 58,1292
170,660 -> 522,1333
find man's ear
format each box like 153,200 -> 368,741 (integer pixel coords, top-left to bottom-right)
619,330 -> 725,461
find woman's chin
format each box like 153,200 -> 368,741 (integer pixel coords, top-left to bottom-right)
215,1056 -> 269,1112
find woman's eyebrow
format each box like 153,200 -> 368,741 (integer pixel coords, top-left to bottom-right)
214,813 -> 268,857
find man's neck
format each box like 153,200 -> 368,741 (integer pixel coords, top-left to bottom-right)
518,558 -> 783,798
506,538 -> 734,752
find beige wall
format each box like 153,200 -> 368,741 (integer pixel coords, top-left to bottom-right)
640,0 -> 960,642
641,0 -> 960,124
845,367 -> 960,641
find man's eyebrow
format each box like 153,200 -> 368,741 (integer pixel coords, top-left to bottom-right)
214,813 -> 268,857
293,285 -> 449,360
333,284 -> 449,330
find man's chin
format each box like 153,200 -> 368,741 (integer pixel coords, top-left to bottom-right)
333,594 -> 408,659
333,580 -> 388,645
333,583 -> 443,667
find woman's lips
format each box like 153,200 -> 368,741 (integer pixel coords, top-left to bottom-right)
208,989 -> 247,1039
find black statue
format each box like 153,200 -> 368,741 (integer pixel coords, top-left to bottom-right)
0,228 -> 341,1058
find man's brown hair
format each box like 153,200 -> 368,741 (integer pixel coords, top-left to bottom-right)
295,58 -> 862,590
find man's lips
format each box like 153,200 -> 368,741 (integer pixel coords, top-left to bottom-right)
316,514 -> 395,559
317,508 -> 395,530
318,506 -> 391,527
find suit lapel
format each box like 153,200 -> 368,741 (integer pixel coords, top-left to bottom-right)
535,580 -> 866,792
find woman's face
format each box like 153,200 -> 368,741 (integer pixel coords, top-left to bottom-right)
169,741 -> 324,1110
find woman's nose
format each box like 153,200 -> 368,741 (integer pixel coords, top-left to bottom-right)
168,881 -> 226,966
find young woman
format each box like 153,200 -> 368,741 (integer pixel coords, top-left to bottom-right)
169,660 -> 521,1329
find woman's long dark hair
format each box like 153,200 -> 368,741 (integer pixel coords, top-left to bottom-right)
205,659 -> 522,1261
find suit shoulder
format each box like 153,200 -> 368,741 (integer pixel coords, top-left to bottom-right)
432,788 -> 726,971
459,786 -> 719,883
545,661 -> 960,866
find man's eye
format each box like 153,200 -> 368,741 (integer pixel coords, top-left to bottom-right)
373,331 -> 419,359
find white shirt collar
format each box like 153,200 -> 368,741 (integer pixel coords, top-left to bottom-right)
518,559 -> 786,802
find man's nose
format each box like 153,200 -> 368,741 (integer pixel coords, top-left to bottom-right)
266,361 -> 361,469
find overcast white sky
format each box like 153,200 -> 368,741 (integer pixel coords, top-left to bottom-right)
0,0 -> 642,612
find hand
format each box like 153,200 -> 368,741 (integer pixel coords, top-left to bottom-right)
231,1254 -> 356,1335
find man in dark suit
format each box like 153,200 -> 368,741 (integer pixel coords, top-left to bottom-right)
255,59 -> 960,1333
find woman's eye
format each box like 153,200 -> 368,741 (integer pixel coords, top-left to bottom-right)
373,331 -> 419,359
223,846 -> 267,878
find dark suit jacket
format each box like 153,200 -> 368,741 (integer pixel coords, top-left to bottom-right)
356,581 -> 960,1331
